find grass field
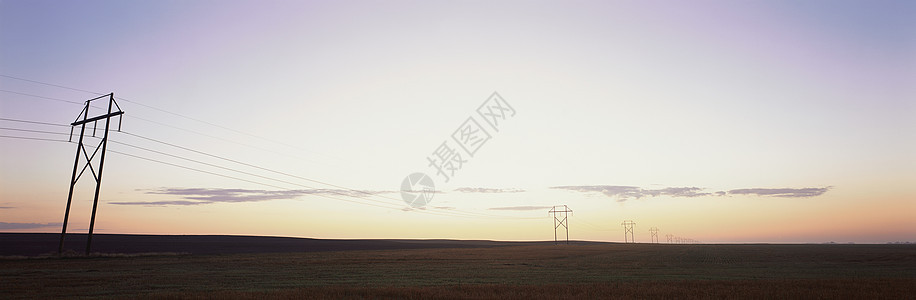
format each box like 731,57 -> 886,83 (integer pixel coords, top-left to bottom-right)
2,243 -> 915,299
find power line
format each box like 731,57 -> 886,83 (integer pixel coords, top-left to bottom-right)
78,140 -> 415,212
0,135 -> 68,143
2,84 -> 527,220
0,89 -> 84,105
0,77 -> 338,167
122,115 -> 328,166
78,140 -> 485,218
2,130 -> 535,219
0,74 -> 339,160
0,117 -> 72,128
115,146 -> 429,212
106,139 -> 403,208
34,128 -> 530,219
111,97 -> 342,161
0,117 -> 487,218
1,87 -> 338,170
0,121 -> 392,211
115,131 -> 407,205
0,84 -> 259,150
107,135 -> 513,219
0,74 -> 103,95
109,149 -> 287,190
0,127 -> 69,136
113,97 -> 322,157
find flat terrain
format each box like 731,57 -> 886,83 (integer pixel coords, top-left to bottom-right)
1,235 -> 914,299
1,233 -> 564,256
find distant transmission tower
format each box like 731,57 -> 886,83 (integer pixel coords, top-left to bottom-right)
666,234 -> 674,243
649,227 -> 659,243
548,205 -> 572,245
621,220 -> 636,243
59,93 -> 123,255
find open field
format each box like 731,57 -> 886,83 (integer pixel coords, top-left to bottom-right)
1,235 -> 915,299
0,233 -> 565,256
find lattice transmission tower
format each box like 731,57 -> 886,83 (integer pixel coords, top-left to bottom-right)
621,220 -> 636,243
548,205 -> 572,245
59,93 -> 123,255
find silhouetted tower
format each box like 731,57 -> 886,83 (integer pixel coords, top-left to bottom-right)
621,220 -> 636,243
59,93 -> 123,255
666,234 -> 674,243
649,227 -> 659,243
548,205 -> 572,245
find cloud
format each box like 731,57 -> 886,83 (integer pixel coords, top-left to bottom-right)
454,187 -> 525,193
110,187 -> 397,206
727,187 -> 831,198
0,222 -> 61,230
642,187 -> 712,198
148,188 -> 306,203
489,205 -> 554,211
401,189 -> 445,194
552,185 -> 831,201
399,205 -> 455,211
551,185 -> 710,202
0,206 -> 14,209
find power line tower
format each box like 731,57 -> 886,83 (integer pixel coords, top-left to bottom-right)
649,227 -> 659,243
666,234 -> 674,243
59,93 -> 123,255
548,205 -> 572,245
621,220 -> 636,243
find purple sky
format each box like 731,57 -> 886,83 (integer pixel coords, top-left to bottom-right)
1,0 -> 914,243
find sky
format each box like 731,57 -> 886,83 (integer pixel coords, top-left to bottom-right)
1,0 -> 914,244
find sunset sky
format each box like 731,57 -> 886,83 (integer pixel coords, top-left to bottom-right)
1,0 -> 913,243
